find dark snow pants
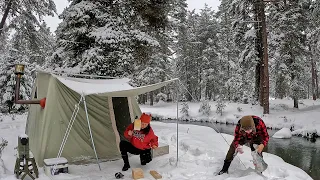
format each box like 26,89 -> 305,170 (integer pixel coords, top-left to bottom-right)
119,140 -> 152,165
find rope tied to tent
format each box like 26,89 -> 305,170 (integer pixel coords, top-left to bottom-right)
51,96 -> 83,175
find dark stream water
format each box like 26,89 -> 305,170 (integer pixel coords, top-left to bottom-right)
162,120 -> 320,180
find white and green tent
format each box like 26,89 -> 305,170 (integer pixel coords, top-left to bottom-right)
26,71 -> 176,167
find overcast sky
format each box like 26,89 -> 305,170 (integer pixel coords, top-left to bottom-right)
43,0 -> 221,33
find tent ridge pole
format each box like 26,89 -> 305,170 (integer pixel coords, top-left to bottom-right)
82,93 -> 101,171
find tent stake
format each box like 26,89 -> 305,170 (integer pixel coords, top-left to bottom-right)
83,94 -> 101,171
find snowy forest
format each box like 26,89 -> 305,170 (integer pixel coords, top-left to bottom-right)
1,0 -> 320,114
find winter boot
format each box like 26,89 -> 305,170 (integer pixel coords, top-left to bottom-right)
140,150 -> 152,165
121,154 -> 130,171
145,150 -> 152,164
140,153 -> 147,165
217,160 -> 231,175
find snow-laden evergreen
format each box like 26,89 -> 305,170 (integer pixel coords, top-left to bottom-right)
268,0 -> 310,108
50,0 -> 172,78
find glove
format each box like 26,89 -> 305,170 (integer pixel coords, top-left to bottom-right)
257,144 -> 264,154
236,145 -> 244,154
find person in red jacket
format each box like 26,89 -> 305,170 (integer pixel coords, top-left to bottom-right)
119,113 -> 158,171
218,115 -> 269,175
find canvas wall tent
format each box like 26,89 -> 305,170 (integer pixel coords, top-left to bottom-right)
26,71 -> 177,167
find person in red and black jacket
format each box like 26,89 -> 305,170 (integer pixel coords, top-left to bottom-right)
119,113 -> 158,171
218,115 -> 269,175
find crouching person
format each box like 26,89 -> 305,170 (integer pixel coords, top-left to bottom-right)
119,113 -> 158,171
218,115 -> 269,175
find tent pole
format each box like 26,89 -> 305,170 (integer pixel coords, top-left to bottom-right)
82,94 -> 101,171
176,80 -> 179,166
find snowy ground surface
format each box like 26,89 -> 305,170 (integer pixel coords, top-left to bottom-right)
0,113 -> 312,180
140,99 -> 320,138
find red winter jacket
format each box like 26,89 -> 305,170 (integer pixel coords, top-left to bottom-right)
124,123 -> 159,150
233,116 -> 269,148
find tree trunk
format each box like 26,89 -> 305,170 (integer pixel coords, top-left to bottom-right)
253,2 -> 263,104
150,91 -> 154,106
255,63 -> 261,102
253,0 -> 264,106
309,45 -> 317,100
186,57 -> 192,101
259,0 -> 269,114
142,94 -> 147,104
0,0 -> 13,36
197,54 -> 201,101
307,84 -> 309,99
315,63 -> 319,98
138,95 -> 142,104
259,63 -> 264,106
293,97 -> 298,108
227,61 -> 231,101
291,63 -> 298,108
311,55 -> 317,100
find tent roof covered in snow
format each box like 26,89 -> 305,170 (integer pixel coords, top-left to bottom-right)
26,71 -> 176,166
54,74 -> 177,97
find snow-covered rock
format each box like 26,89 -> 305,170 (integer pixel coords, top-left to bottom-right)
292,128 -> 317,138
272,128 -> 292,139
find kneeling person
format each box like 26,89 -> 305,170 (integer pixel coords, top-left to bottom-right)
119,113 -> 158,171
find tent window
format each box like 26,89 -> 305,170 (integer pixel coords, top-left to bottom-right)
112,97 -> 132,141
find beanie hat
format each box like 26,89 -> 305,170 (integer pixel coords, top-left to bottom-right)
240,115 -> 255,131
140,113 -> 152,124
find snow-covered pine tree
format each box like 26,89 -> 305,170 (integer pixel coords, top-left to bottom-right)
197,5 -> 219,101
215,0 -> 259,103
216,97 -> 226,116
0,31 -> 34,113
35,22 -> 55,65
0,27 -> 9,65
51,0 -> 173,79
171,0 -> 190,101
216,0 -> 241,101
52,0 -> 136,76
129,0 -> 174,105
132,52 -> 169,105
308,0 -> 320,98
0,1 -> 56,112
174,10 -> 205,101
185,12 -> 202,101
268,0 -> 309,108
199,100 -> 211,116
0,0 -> 56,35
0,30 -> 9,112
180,101 -> 189,117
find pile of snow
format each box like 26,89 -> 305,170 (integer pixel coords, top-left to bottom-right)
272,128 -> 292,139
0,115 -> 313,180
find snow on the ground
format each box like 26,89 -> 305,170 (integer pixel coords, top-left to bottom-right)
140,99 -> 320,137
0,114 -> 312,180
0,114 -> 25,178
272,128 -> 292,139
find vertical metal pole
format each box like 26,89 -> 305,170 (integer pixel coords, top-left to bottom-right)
82,94 -> 101,171
176,80 -> 179,166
